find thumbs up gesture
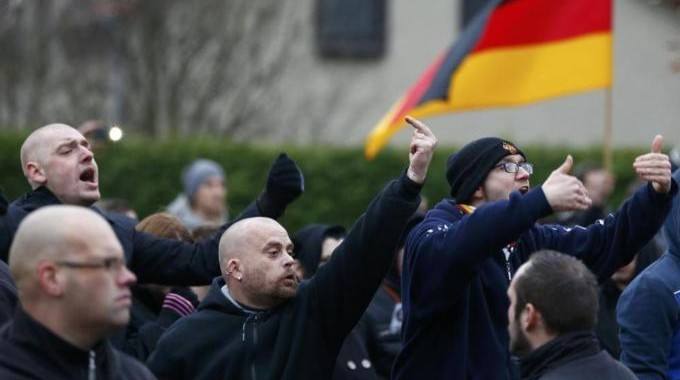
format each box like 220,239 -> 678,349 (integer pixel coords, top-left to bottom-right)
542,155 -> 593,212
633,135 -> 672,193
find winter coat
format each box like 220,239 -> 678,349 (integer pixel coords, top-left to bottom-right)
147,175 -> 421,380
617,169 -> 680,379
519,331 -> 635,380
0,306 -> 156,380
394,181 -> 677,380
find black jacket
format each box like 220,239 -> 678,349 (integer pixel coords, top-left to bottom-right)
0,307 -> 155,380
520,332 -> 635,380
0,187 -> 260,285
147,175 -> 421,380
0,260 -> 17,326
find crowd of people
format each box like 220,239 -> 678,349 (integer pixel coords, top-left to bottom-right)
0,118 -> 678,380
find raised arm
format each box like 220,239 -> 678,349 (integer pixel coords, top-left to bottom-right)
306,116 -> 436,344
534,136 -> 676,282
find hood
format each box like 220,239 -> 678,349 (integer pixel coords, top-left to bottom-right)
665,169 -> 680,257
292,224 -> 346,279
198,277 -> 244,315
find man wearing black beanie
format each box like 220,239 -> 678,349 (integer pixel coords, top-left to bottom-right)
393,131 -> 677,380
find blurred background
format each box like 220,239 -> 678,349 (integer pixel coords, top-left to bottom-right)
0,0 -> 679,229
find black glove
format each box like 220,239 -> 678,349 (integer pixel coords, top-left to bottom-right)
257,153 -> 304,218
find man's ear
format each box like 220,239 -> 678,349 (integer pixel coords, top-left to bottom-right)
471,186 -> 484,203
226,258 -> 243,281
25,161 -> 47,186
37,261 -> 64,297
522,303 -> 541,332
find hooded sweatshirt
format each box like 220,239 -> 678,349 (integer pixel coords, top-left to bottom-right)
394,179 -> 676,380
618,169 -> 680,380
147,174 -> 421,380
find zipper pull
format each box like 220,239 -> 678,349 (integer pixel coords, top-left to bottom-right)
88,350 -> 96,380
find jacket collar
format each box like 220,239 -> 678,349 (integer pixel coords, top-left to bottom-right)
519,331 -> 600,380
10,306 -> 114,372
12,186 -> 62,212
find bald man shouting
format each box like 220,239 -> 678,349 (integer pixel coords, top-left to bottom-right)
0,205 -> 155,379
147,117 -> 437,380
0,123 -> 304,287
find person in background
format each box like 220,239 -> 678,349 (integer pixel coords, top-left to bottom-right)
118,213 -> 199,361
167,159 -> 228,231
362,213 -> 424,379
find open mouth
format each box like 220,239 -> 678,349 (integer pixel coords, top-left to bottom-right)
518,186 -> 529,195
80,167 -> 96,183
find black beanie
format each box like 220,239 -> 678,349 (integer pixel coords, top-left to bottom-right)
446,137 -> 525,203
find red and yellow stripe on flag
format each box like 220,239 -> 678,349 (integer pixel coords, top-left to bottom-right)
365,0 -> 612,159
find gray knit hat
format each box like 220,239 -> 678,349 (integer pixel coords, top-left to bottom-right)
182,159 -> 225,201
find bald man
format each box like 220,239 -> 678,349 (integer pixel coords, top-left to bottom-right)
147,117 -> 437,380
0,123 -> 304,288
0,205 -> 155,379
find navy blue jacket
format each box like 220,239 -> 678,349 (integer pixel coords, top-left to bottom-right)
394,181 -> 677,380
0,187 -> 260,286
148,175 -> 421,380
618,169 -> 680,380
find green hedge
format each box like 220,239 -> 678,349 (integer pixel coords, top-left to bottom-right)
0,132 -> 647,232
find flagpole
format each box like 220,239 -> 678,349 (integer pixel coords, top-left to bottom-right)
603,87 -> 613,171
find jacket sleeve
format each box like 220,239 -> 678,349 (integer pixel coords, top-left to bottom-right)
129,201 -> 261,286
617,275 -> 679,380
305,174 -> 421,346
533,181 -> 677,282
404,188 -> 552,315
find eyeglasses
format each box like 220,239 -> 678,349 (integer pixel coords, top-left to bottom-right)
495,162 -> 534,175
56,257 -> 126,273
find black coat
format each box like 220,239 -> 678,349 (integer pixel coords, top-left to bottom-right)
362,285 -> 402,379
147,175 -> 421,380
0,260 -> 17,326
0,307 -> 155,380
0,187 -> 260,286
520,332 -> 635,380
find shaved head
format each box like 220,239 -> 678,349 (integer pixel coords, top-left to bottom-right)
218,217 -> 297,309
8,205 -> 136,349
218,217 -> 286,271
20,124 -> 76,187
18,123 -> 100,205
9,205 -> 117,296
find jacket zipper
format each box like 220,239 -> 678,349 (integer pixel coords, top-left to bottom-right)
88,350 -> 96,380
502,246 -> 513,282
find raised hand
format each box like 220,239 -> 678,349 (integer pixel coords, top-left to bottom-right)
405,116 -> 438,184
633,135 -> 672,193
542,155 -> 593,212
257,153 -> 305,218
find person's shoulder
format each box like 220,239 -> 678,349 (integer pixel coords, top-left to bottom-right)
541,350 -> 636,380
628,254 -> 680,294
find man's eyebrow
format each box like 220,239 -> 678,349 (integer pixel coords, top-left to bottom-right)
55,139 -> 78,151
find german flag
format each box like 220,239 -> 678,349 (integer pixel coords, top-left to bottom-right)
365,0 -> 612,159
